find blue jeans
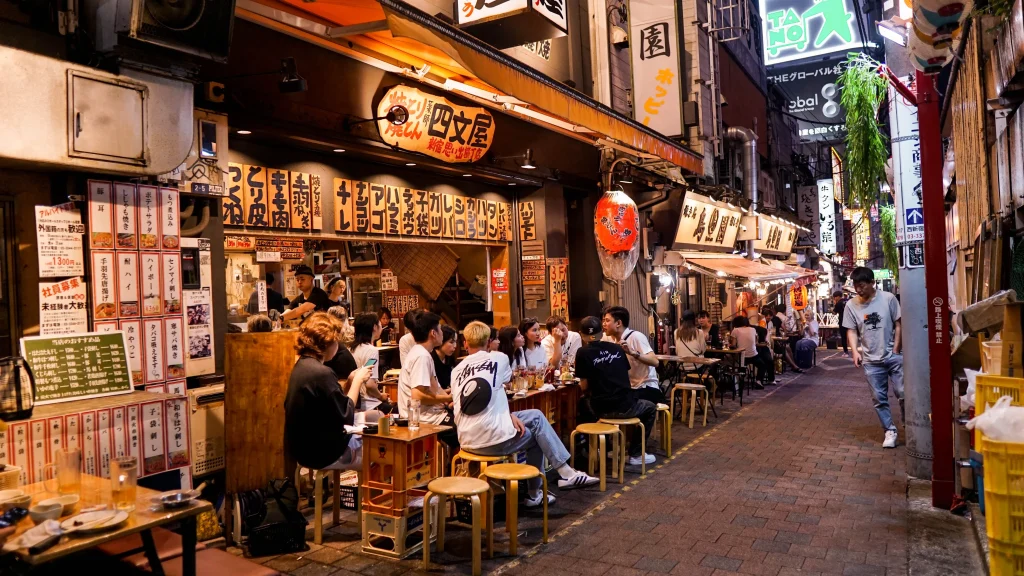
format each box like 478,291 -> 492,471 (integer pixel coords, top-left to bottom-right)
468,409 -> 570,492
862,354 -> 905,432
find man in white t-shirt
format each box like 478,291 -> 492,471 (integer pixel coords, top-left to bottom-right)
541,315 -> 583,367
398,311 -> 457,446
452,322 -> 598,505
398,308 -> 425,366
601,306 -> 663,404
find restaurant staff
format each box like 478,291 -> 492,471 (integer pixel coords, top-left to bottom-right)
282,266 -> 333,322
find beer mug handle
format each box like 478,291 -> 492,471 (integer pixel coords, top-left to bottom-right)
43,463 -> 58,492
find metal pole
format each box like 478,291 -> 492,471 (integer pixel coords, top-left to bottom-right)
915,70 -> 954,509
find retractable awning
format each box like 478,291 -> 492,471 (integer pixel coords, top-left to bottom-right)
234,0 -> 704,177
759,259 -> 819,286
680,255 -> 801,283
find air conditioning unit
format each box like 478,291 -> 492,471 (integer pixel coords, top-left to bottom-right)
83,0 -> 236,64
188,384 -> 225,477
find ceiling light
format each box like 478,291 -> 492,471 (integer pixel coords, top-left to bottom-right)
236,130 -> 252,135
522,149 -> 536,169
462,174 -> 472,177
508,182 -> 516,186
333,148 -> 345,153
877,19 -> 908,47
618,164 -> 634,184
406,162 -> 417,166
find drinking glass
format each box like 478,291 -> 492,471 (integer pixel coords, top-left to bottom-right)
111,456 -> 138,513
408,399 -> 421,430
43,449 -> 82,495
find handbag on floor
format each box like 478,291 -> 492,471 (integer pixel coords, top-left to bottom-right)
0,356 -> 35,421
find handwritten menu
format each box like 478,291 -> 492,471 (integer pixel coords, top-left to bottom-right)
21,332 -> 133,405
88,181 -> 114,249
35,203 -> 85,278
548,259 -> 568,319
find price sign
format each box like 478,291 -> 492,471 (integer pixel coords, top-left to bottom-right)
35,203 -> 85,278
21,332 -> 133,405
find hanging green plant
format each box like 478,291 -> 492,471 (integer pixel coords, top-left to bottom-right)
838,53 -> 889,211
879,205 -> 899,283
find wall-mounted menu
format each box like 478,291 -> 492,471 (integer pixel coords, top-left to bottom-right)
21,332 -> 133,405
35,203 -> 85,278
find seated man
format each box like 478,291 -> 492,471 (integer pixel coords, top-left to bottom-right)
541,315 -> 583,367
398,310 -> 457,447
452,321 -> 598,505
285,312 -> 373,471
576,316 -> 657,466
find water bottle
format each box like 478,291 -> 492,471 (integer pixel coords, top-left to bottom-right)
409,399 -> 421,430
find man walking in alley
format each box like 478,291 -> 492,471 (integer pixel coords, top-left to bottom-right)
833,291 -> 849,355
842,267 -> 904,448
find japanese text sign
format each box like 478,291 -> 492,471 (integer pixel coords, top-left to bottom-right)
35,202 -> 85,278
671,192 -> 743,252
753,216 -> 797,257
761,0 -> 863,65
817,179 -> 837,254
376,85 -> 495,163
768,59 -> 847,142
629,0 -> 683,136
21,332 -> 133,405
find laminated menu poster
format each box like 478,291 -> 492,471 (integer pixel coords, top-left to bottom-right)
88,180 -> 114,249
21,332 -> 133,405
10,423 -> 29,485
91,251 -> 117,320
112,407 -> 127,459
162,253 -> 181,314
138,186 -> 161,250
48,417 -> 64,463
144,319 -> 165,383
30,419 -> 46,484
65,414 -> 81,454
98,408 -> 112,478
160,187 -> 180,250
141,252 -> 162,317
127,405 -> 141,463
82,411 -> 97,476
184,288 -> 214,376
117,252 -> 140,318
164,317 -> 185,379
114,183 -> 138,249
39,278 -> 88,336
141,400 -> 167,476
35,202 -> 85,278
164,398 -> 189,469
120,320 -> 143,386
93,320 -> 118,333
0,428 -> 6,467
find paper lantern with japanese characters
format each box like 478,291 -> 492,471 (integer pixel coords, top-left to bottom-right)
790,285 -> 809,311
594,189 -> 641,280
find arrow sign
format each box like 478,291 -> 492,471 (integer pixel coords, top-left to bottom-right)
906,208 -> 924,225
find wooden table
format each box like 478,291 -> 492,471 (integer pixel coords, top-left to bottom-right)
9,474 -> 211,576
507,383 -> 581,439
656,356 -> 720,418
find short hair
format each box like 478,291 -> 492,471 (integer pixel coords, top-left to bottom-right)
265,272 -> 275,284
378,307 -> 392,321
832,291 -> 844,298
733,315 -> 749,328
403,308 -> 424,329
603,306 -> 630,328
545,315 -> 566,332
580,316 -> 602,336
327,306 -> 348,321
326,276 -> 345,293
463,321 -> 491,348
295,312 -> 342,360
850,267 -> 875,284
681,310 -> 697,324
351,312 -> 379,349
247,314 -> 273,333
411,311 -> 441,342
697,310 -> 711,319
440,325 -> 457,345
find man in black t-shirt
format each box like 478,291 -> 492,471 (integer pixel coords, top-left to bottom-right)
283,265 -> 333,322
832,291 -> 849,355
575,316 -> 656,466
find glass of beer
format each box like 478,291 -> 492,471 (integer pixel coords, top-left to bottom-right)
43,449 -> 82,495
111,456 -> 138,512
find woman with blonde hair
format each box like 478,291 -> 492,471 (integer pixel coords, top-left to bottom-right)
284,312 -> 372,470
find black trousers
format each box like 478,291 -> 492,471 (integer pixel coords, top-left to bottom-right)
599,399 -> 657,457
634,385 -> 666,405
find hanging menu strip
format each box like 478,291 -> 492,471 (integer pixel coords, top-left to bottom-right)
21,332 -> 134,405
253,238 -> 305,259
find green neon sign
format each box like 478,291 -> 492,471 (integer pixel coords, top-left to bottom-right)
762,0 -> 863,66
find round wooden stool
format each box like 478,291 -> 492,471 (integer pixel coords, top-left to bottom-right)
452,450 -> 512,478
599,417 -> 647,476
671,383 -> 708,429
656,403 -> 672,455
569,423 -> 623,490
480,463 -> 548,557
423,477 -> 490,576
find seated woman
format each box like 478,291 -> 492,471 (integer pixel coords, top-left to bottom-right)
674,310 -> 706,371
498,325 -> 526,370
246,314 -> 273,333
432,325 -> 458,390
350,312 -> 395,417
451,321 -> 599,505
518,317 -> 549,371
730,316 -> 768,388
377,307 -> 394,344
284,312 -> 372,472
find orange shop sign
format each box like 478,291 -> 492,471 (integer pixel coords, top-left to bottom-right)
376,86 -> 495,164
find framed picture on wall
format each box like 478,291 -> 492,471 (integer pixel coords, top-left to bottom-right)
346,241 -> 379,268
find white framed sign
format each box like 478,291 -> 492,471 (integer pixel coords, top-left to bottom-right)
629,0 -> 683,137
817,179 -> 837,254
671,192 -> 743,252
754,216 -> 798,257
36,203 -> 85,278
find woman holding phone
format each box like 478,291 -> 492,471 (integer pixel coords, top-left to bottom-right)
351,312 -> 394,415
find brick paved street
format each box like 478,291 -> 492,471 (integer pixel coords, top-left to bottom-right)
230,351 -> 910,576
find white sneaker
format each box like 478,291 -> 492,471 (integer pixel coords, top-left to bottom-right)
882,430 -> 898,449
524,492 -> 555,507
557,471 -> 599,489
628,454 -> 656,466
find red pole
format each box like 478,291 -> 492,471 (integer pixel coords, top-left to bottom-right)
916,70 -> 954,509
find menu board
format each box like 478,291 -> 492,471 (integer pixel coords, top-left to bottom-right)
138,186 -> 161,250
161,187 -> 180,250
35,203 -> 85,278
21,332 -> 134,405
88,181 -> 114,249
114,183 -> 138,250
254,238 -> 304,260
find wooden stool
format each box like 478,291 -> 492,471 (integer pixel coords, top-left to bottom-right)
599,417 -> 647,476
569,423 -> 623,491
295,464 -> 360,545
481,463 -> 548,557
452,449 -> 513,477
655,403 -> 672,455
671,383 -> 708,429
423,477 -> 490,576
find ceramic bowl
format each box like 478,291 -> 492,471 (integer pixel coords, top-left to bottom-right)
38,494 -> 79,516
0,494 -> 31,512
28,502 -> 61,525
0,489 -> 24,504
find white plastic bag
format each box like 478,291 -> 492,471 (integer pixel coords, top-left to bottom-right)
966,396 -> 1024,441
961,368 -> 979,408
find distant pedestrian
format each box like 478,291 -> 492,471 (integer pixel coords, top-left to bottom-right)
842,267 -> 904,449
833,291 -> 849,355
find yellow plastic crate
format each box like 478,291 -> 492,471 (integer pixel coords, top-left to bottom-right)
991,539 -> 1024,576
976,375 -> 1024,416
982,434 -> 1024,545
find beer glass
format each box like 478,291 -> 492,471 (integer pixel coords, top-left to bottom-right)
43,449 -> 82,495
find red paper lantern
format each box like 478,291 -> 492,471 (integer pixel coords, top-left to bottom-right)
594,190 -> 641,280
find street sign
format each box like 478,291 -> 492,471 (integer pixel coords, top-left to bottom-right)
907,243 -> 924,267
889,74 -> 923,245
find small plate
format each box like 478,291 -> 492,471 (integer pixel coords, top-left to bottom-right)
61,510 -> 129,534
153,490 -> 200,510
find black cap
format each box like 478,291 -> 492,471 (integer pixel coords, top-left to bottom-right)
580,316 -> 602,336
294,265 -> 314,278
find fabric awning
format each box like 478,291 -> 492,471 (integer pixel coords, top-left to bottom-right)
681,256 -> 801,283
759,259 -> 818,287
235,0 -> 704,176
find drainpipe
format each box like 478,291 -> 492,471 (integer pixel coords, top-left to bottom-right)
726,126 -> 758,260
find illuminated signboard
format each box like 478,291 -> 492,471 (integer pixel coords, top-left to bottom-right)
761,0 -> 864,66
769,59 -> 847,142
831,147 -> 845,204
629,0 -> 684,137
